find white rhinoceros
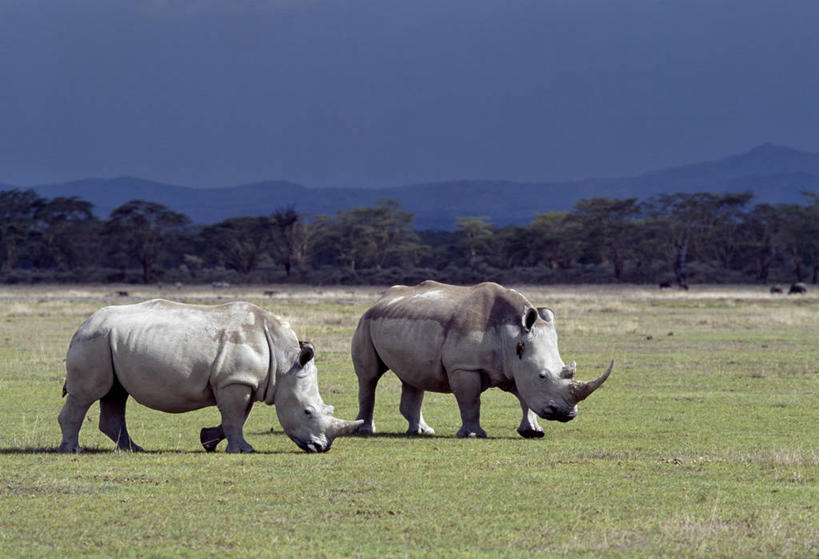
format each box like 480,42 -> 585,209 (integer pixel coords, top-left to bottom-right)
352,281 -> 613,438
58,299 -> 362,453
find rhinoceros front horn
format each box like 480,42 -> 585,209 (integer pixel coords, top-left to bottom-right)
569,360 -> 614,402
327,417 -> 365,439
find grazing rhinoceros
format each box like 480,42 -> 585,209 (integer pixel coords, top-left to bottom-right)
58,299 -> 362,453
352,281 -> 613,438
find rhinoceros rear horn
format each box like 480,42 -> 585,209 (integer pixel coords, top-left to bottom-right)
327,417 -> 364,439
569,360 -> 614,402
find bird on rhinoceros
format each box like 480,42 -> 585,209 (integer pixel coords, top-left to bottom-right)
351,281 -> 613,439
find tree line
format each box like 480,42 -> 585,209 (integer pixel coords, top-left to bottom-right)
1,188 -> 817,286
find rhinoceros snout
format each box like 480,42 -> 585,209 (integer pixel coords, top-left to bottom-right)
540,405 -> 577,423
290,435 -> 331,453
305,440 -> 329,453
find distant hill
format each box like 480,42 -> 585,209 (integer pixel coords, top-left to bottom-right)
4,144 -> 818,230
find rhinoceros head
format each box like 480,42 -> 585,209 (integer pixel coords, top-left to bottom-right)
508,307 -> 613,422
274,342 -> 363,452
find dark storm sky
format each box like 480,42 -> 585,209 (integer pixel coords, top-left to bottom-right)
1,0 -> 818,188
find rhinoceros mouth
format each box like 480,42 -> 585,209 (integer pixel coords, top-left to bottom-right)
539,406 -> 577,423
289,435 -> 331,453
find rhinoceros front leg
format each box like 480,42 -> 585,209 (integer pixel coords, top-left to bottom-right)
499,383 -> 544,439
201,399 -> 254,452
216,384 -> 255,453
448,370 -> 487,438
400,382 -> 435,435
58,394 -> 94,453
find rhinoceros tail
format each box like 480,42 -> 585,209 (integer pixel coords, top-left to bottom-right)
62,381 -> 68,398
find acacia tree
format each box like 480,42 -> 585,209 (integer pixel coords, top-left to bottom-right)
646,193 -> 749,286
364,199 -> 418,270
567,197 -> 640,281
455,216 -> 493,269
308,213 -> 367,271
741,203 -> 782,282
527,212 -> 580,270
31,196 -> 97,270
701,193 -> 754,270
308,200 -> 418,271
105,200 -> 190,283
200,217 -> 270,274
0,189 -> 43,271
268,206 -> 306,277
775,200 -> 819,283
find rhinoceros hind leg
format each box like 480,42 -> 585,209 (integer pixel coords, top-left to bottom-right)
353,371 -> 386,435
200,425 -> 225,452
400,383 -> 434,435
98,379 -> 144,452
58,394 -> 94,453
217,384 -> 255,453
449,370 -> 487,439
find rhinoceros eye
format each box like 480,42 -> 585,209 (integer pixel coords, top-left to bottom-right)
538,371 -> 547,380
304,408 -> 313,416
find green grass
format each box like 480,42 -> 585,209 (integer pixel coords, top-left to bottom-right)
0,284 -> 816,557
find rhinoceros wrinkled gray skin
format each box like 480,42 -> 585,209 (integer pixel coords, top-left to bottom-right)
57,299 -> 362,453
352,281 -> 613,438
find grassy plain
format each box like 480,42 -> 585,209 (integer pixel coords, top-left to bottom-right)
0,283 -> 816,557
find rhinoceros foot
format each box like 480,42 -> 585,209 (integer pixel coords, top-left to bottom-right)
354,421 -> 376,435
115,442 -> 145,452
406,425 -> 435,436
200,426 -> 224,452
517,428 -> 545,439
456,426 -> 487,439
225,441 -> 255,453
57,442 -> 81,453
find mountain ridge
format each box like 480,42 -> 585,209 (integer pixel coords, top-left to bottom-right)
3,144 -> 818,229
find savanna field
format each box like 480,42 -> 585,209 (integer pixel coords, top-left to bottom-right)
0,284 -> 816,558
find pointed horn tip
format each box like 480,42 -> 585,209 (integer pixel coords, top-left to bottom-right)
330,418 -> 364,438
570,359 -> 615,402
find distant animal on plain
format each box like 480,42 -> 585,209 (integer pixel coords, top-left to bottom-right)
116,290 -> 129,297
788,282 -> 807,294
659,281 -> 672,289
770,286 -> 783,294
351,281 -> 613,439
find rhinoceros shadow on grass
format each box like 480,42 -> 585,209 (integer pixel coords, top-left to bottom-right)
0,446 -> 115,455
352,281 -> 613,440
349,432 -> 524,441
0,446 -> 297,455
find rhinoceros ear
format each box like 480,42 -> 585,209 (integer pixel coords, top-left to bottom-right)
298,341 -> 315,367
523,308 -> 538,331
537,307 -> 554,323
